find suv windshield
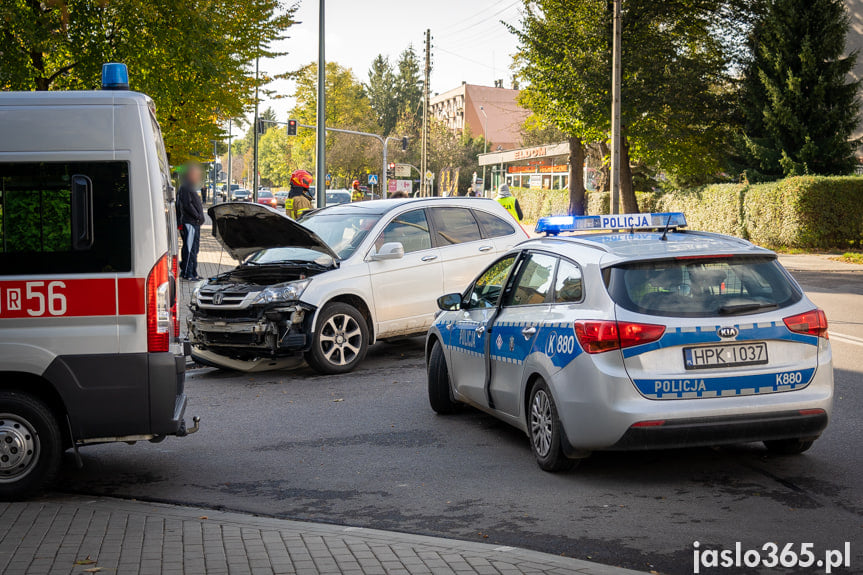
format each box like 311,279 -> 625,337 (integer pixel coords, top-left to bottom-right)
607,256 -> 802,317
248,211 -> 382,264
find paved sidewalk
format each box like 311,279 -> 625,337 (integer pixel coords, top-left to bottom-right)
0,495 -> 646,575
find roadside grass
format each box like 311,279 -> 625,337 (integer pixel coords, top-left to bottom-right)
833,252 -> 863,265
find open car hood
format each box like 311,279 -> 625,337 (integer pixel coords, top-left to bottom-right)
208,202 -> 339,262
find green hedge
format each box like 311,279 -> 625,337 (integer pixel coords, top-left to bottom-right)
511,176 -> 863,249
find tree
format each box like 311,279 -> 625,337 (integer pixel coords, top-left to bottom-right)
0,0 -> 295,163
366,55 -> 398,137
289,62 -> 378,187
395,45 -> 423,120
739,0 -> 861,177
512,0 -> 743,213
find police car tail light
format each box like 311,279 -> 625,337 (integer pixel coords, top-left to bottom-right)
574,320 -> 665,354
783,309 -> 828,339
147,253 -> 171,352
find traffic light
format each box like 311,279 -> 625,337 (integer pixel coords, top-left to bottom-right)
401,137 -> 408,151
287,119 -> 298,136
387,162 -> 395,178
255,118 -> 265,134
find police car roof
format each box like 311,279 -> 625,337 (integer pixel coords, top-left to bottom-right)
522,230 -> 773,264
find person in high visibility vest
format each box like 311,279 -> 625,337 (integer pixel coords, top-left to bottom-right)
495,184 -> 523,222
351,180 -> 364,202
286,169 -> 314,219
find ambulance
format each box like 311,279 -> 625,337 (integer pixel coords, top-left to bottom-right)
0,64 -> 198,499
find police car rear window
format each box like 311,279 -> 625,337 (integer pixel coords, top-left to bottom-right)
606,256 -> 801,317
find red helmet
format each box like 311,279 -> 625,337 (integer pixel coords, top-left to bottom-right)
291,169 -> 313,189
352,180 -> 360,189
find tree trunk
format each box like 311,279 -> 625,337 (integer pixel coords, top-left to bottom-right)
620,137 -> 639,213
568,136 -> 586,216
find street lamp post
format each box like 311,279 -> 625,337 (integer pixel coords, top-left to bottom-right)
315,0 -> 327,208
480,106 -> 488,197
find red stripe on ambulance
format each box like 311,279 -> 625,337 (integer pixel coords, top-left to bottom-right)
0,279 -> 146,318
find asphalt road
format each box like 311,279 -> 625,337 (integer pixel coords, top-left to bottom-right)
58,257 -> 863,575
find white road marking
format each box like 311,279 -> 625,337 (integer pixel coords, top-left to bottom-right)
830,332 -> 863,347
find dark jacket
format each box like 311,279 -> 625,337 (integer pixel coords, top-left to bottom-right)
178,183 -> 205,226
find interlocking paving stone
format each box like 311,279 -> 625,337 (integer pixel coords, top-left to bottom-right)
0,495 -> 645,575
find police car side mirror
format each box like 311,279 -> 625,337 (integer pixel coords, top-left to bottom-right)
437,293 -> 462,311
370,242 -> 405,261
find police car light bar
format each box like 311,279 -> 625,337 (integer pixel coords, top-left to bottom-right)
535,212 -> 687,235
101,63 -> 130,90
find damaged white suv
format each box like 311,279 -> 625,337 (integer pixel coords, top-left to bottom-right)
188,198 -> 528,374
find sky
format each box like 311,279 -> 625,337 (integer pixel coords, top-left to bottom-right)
242,0 -> 522,134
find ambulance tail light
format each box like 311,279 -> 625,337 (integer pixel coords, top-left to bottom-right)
147,253 -> 171,352
171,254 -> 180,338
783,309 -> 828,339
574,320 -> 665,354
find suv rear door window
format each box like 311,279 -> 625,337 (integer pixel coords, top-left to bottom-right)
430,207 -> 482,245
0,162 -> 132,275
473,209 -> 515,238
607,256 -> 802,317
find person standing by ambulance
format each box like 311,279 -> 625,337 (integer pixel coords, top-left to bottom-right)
179,162 -> 205,280
286,169 -> 315,219
495,183 -> 523,222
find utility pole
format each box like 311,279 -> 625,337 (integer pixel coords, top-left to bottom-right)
480,106 -> 488,197
315,0 -> 327,208
609,0 -> 622,215
421,28 -> 431,197
253,56 -> 260,202
226,119 -> 232,203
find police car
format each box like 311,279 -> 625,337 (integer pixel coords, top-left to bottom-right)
426,212 -> 832,471
0,64 -> 197,499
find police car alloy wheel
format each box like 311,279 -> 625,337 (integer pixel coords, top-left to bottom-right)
306,303 -> 369,374
0,392 -> 63,500
528,380 -> 576,472
427,341 -> 460,414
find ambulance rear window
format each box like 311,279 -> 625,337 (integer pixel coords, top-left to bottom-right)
606,256 -> 802,317
0,161 -> 131,274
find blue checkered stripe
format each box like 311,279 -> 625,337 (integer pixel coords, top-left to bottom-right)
622,321 -> 818,359
436,319 -> 485,358
627,321 -> 819,399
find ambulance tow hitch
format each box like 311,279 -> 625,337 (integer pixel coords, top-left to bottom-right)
177,416 -> 201,437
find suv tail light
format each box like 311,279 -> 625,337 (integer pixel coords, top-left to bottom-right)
147,253 -> 171,352
783,309 -> 828,339
574,320 -> 666,354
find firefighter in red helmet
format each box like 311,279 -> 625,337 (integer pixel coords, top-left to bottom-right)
286,169 -> 314,219
351,179 -> 364,202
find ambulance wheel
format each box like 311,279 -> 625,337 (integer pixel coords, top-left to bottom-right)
0,392 -> 63,500
306,303 -> 368,374
528,380 -> 576,472
763,438 -> 815,455
427,340 -> 459,414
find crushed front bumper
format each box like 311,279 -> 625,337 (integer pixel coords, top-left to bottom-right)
187,304 -> 313,358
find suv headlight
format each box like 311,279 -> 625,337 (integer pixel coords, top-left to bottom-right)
192,280 -> 207,304
253,279 -> 311,305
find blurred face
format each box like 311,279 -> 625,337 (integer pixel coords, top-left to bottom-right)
187,164 -> 203,186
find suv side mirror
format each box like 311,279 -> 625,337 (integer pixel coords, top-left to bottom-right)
437,293 -> 462,311
370,242 -> 405,261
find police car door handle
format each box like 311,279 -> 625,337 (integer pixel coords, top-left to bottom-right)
421,254 -> 438,262
521,326 -> 537,339
478,245 -> 493,252
476,325 -> 486,335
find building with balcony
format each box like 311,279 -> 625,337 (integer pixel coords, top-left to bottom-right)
429,83 -> 529,150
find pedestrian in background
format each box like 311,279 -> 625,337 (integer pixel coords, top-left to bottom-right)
179,162 -> 205,280
200,185 -> 208,204
390,190 -> 408,199
495,183 -> 523,222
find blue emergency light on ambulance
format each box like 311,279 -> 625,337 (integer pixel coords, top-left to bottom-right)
101,62 -> 130,90
535,212 -> 687,235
